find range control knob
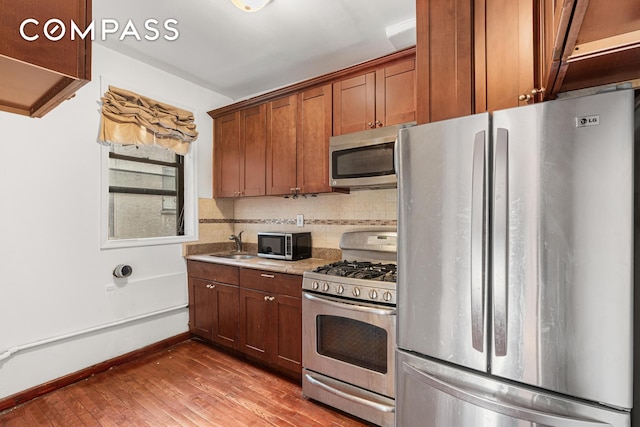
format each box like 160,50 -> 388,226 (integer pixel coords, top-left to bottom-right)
369,289 -> 378,300
383,291 -> 393,302
322,282 -> 330,292
312,281 -> 319,290
336,285 -> 344,295
352,287 -> 361,297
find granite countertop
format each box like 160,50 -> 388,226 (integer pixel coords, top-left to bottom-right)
186,253 -> 337,275
184,242 -> 342,275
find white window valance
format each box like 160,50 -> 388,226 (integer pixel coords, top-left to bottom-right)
99,86 -> 198,155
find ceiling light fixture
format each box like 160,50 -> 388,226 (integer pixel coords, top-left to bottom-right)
231,0 -> 271,13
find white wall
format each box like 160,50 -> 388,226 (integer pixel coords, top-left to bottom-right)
0,44 -> 231,399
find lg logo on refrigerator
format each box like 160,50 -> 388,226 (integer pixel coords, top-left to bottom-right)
576,115 -> 600,127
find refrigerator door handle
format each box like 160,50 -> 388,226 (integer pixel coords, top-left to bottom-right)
493,128 -> 509,357
471,130 -> 486,352
402,362 -> 609,427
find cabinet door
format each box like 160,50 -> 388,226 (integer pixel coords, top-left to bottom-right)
239,288 -> 271,362
240,104 -> 266,197
214,111 -> 241,197
271,294 -> 302,374
297,84 -> 333,194
189,278 -> 215,340
478,0 -> 536,111
376,58 -> 417,127
266,95 -> 298,196
551,0 -> 640,94
333,72 -> 376,135
416,0 -> 473,123
211,282 -> 240,350
0,0 -> 90,78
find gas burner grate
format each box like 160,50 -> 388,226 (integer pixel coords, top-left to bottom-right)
313,260 -> 397,282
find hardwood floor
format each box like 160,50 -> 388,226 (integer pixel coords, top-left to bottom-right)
0,340 -> 371,426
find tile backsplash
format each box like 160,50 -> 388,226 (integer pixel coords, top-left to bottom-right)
195,189 -> 397,251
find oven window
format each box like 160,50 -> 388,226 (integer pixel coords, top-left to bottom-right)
316,315 -> 387,374
332,142 -> 395,178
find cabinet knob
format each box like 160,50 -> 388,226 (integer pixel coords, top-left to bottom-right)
519,88 -> 545,102
375,120 -> 383,127
367,122 -> 374,128
207,284 -> 216,289
264,295 -> 275,302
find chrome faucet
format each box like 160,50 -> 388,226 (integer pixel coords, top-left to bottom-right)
229,231 -> 244,252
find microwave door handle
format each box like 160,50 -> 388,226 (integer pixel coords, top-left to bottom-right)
470,130 -> 486,353
493,128 -> 509,357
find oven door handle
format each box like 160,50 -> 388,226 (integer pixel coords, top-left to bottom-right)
304,372 -> 395,414
303,292 -> 396,316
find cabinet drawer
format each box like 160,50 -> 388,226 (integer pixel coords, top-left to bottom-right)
239,268 -> 302,297
187,260 -> 239,285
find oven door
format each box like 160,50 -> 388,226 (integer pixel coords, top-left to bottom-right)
302,291 -> 396,398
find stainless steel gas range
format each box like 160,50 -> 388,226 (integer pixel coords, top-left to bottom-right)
301,230 -> 397,427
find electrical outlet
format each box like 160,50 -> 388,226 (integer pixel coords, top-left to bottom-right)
296,214 -> 304,227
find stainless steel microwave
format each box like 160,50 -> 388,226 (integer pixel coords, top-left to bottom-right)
257,232 -> 312,261
329,122 -> 415,189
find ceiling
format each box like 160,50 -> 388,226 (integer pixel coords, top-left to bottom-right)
93,0 -> 416,101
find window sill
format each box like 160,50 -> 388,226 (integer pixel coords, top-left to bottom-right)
101,234 -> 198,250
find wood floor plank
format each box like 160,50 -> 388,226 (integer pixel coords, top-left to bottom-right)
0,340 -> 370,426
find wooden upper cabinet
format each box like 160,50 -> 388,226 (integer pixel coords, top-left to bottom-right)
266,95 -> 298,196
0,0 -> 91,117
297,84 -> 333,194
209,48 -> 414,198
333,58 -> 416,135
548,0 -> 640,95
376,59 -> 417,127
240,104 -> 267,197
416,0 -> 473,123
214,111 -> 242,198
333,72 -> 376,135
214,106 -> 266,198
476,0 -> 540,112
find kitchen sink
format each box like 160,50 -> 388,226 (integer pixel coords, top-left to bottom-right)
209,253 -> 256,260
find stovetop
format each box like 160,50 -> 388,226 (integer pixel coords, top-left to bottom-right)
312,260 -> 397,282
303,259 -> 397,305
303,230 -> 398,305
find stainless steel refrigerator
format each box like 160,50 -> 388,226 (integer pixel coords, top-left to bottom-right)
395,89 -> 634,426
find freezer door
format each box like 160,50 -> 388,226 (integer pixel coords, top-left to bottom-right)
396,349 -> 630,427
396,113 -> 490,373
490,90 -> 634,409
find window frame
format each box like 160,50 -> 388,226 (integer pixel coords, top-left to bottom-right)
100,143 -> 198,249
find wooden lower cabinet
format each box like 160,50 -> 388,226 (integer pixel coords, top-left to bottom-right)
188,261 -> 240,349
239,268 -> 302,376
189,277 -> 239,349
187,260 -> 302,378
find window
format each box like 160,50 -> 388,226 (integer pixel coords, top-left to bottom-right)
107,144 -> 185,241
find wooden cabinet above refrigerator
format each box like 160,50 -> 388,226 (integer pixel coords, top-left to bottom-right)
546,0 -> 640,95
